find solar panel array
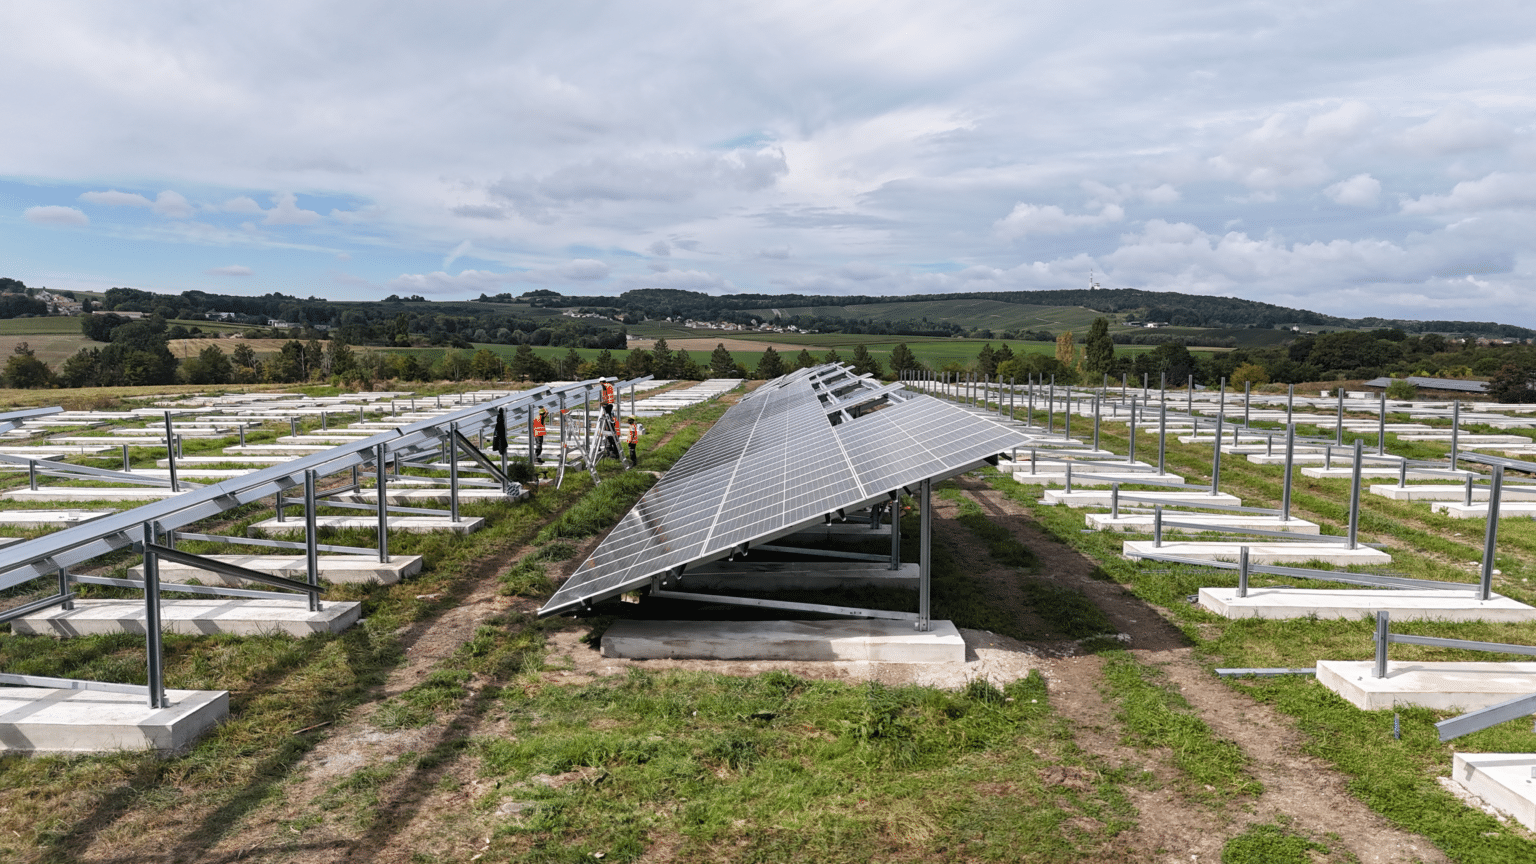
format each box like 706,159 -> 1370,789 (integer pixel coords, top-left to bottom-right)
539,366 -> 1033,616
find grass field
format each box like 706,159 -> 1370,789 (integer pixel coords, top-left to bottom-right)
0,317 -> 246,367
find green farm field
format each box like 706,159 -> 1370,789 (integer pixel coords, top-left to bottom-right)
0,317 -> 246,367
392,337 -> 1207,378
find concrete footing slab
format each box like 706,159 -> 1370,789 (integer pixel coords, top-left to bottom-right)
222,445 -> 339,456
336,489 -> 513,505
601,618 -> 965,663
248,515 -> 483,535
1301,467 -> 1471,481
1198,587 -> 1535,621
1452,754 -> 1536,830
2,487 -> 183,503
1432,502 -> 1536,519
1086,513 -> 1319,534
1317,659 -> 1536,712
13,598 -> 362,638
1246,453 -> 1360,465
996,459 -> 1156,474
1012,471 -> 1186,487
127,554 -> 423,585
156,456 -> 294,467
677,562 -> 918,591
1123,540 -> 1392,565
1372,484 -> 1536,502
1042,490 -> 1241,508
0,509 -> 113,528
0,687 -> 228,754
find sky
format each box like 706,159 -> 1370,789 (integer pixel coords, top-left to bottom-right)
2,1 -> 1535,324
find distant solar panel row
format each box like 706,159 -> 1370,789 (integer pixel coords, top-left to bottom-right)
539,366 -> 1033,617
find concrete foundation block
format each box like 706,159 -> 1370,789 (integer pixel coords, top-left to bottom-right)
1452,754 -> 1536,830
1198,587 -> 1536,621
1317,659 -> 1536,712
337,489 -> 513,505
0,509 -> 113,529
1433,502 -> 1536,519
1012,471 -> 1186,488
1301,467 -> 1471,481
127,554 -> 423,585
1042,490 -> 1242,508
678,562 -> 918,591
2,487 -> 185,503
248,515 -> 483,535
0,687 -> 228,754
602,619 -> 965,663
1371,484 -> 1536,502
1086,513 -> 1319,534
1124,540 -> 1392,565
14,598 -> 362,638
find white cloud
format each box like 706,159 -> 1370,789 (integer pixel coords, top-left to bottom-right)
994,202 -> 1123,240
386,269 -> 510,295
647,240 -> 671,256
152,190 -> 193,218
758,246 -> 790,259
221,196 -> 263,214
443,239 -> 472,269
558,258 -> 610,280
205,264 -> 252,276
335,251 -> 351,261
1325,173 -> 1381,207
1401,173 -> 1536,215
262,192 -> 321,225
24,205 -> 89,226
1399,104 -> 1510,155
80,189 -> 152,207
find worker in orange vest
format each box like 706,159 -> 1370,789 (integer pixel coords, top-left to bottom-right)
623,416 -> 642,465
531,406 -> 548,463
600,381 -> 617,419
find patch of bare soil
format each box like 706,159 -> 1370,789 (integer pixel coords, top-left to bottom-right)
954,475 -> 1448,863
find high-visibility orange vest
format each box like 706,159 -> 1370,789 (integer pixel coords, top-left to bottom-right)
625,423 -> 640,444
601,383 -> 616,405
532,415 -> 546,437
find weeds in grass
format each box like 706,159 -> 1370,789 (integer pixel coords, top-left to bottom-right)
473,668 -> 1135,862
1220,821 -> 1333,863
1098,650 -> 1262,803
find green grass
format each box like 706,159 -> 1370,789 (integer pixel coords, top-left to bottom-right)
472,669 -> 1135,862
1221,821 -> 1333,863
1098,651 -> 1262,803
737,298 -> 1128,334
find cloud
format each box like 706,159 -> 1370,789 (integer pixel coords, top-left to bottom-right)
262,192 -> 321,225
443,239 -> 472,269
1325,173 -> 1381,207
386,269 -> 511,295
451,204 -> 507,219
488,147 -> 788,219
558,258 -> 610,280
1399,104 -> 1510,155
1400,173 -> 1536,215
647,240 -> 671,256
24,205 -> 89,226
758,246 -> 790,259
335,251 -> 351,261
80,189 -> 152,207
1209,102 -> 1379,190
205,264 -> 252,276
994,202 -> 1123,240
152,190 -> 193,218
221,196 -> 263,214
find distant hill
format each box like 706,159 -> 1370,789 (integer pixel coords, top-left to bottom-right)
551,287 -> 1536,340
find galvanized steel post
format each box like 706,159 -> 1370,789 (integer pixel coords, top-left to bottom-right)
918,478 -> 932,632
1348,440 -> 1363,549
142,522 -> 167,709
304,469 -> 320,612
376,443 -> 390,564
1482,466 -> 1504,601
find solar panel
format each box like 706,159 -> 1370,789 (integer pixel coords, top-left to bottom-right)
539,367 -> 1034,617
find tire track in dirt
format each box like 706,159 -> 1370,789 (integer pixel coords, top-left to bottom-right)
955,476 -> 1448,863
